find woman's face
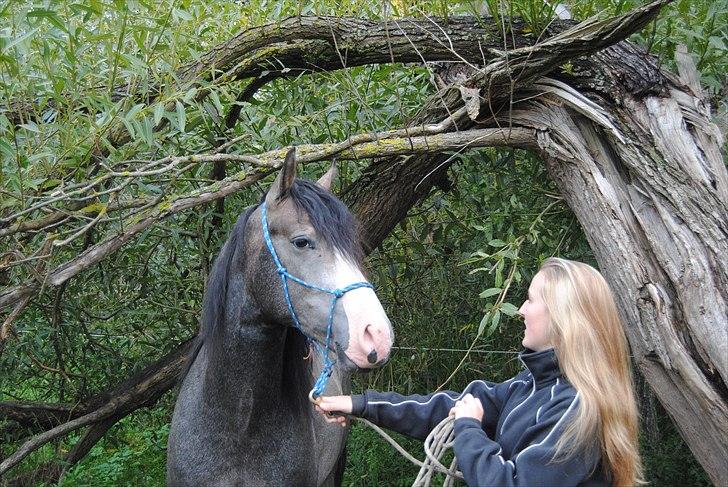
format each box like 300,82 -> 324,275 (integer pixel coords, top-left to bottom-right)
519,271 -> 552,352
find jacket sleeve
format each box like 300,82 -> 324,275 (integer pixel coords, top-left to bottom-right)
351,379 -> 509,441
452,394 -> 601,487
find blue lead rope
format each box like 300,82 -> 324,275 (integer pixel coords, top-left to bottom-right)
260,202 -> 373,398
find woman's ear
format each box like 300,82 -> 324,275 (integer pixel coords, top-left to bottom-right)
266,147 -> 297,205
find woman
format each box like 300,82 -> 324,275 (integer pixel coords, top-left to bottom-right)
315,258 -> 643,486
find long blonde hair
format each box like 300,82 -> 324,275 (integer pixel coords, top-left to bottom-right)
538,257 -> 643,486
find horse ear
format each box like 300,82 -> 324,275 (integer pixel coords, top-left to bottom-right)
266,147 -> 297,204
316,159 -> 337,191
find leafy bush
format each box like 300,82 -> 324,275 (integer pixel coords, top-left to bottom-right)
1,0 -> 722,485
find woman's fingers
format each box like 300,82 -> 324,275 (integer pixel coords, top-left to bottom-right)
314,405 -> 346,424
314,395 -> 358,426
315,395 -> 353,414
449,393 -> 484,420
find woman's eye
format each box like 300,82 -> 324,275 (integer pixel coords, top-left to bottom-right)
292,237 -> 311,249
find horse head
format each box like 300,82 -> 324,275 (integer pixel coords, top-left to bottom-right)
247,147 -> 393,374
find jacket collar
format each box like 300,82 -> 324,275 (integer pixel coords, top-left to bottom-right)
519,348 -> 562,387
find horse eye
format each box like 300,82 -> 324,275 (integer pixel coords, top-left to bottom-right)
292,237 -> 311,249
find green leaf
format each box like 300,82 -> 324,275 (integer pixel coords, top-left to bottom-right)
2,28 -> 39,52
490,310 -> 501,329
502,249 -> 518,259
19,122 -> 41,133
153,103 -> 165,126
479,287 -> 502,298
139,117 -> 154,147
126,103 -> 145,121
27,9 -> 68,33
477,312 -> 491,335
121,52 -> 148,70
121,117 -> 136,139
488,239 -> 506,248
182,88 -> 198,104
70,2 -> 103,21
0,139 -> 13,159
175,101 -> 186,132
708,36 -> 726,51
41,178 -> 62,189
514,269 -> 522,283
172,8 -> 193,21
500,302 -> 519,317
28,152 -> 53,163
209,90 -> 224,114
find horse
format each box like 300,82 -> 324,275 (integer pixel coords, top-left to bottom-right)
167,147 -> 394,486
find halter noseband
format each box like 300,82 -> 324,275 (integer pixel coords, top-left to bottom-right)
260,201 -> 373,399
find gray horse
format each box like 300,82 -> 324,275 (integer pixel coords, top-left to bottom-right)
167,148 -> 393,486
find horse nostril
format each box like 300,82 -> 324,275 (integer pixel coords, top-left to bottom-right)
367,349 -> 378,364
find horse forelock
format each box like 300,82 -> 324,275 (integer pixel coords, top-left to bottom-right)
283,179 -> 364,266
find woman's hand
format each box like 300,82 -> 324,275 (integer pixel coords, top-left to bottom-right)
449,393 -> 484,421
314,395 -> 353,426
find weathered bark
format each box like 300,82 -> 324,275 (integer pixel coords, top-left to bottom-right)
342,80 -> 469,251
345,8 -> 728,484
0,401 -> 86,433
335,9 -> 728,481
3,16 -> 540,127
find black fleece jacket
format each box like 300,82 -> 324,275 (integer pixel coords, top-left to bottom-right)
351,348 -> 608,487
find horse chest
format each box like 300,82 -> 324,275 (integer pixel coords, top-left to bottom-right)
173,414 -> 318,486
167,359 -> 322,486
237,407 -> 320,480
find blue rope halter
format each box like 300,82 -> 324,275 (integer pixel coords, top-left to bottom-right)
260,201 -> 373,399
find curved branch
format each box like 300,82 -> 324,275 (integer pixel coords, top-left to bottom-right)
225,73 -> 279,129
0,125 -> 534,313
0,401 -> 86,432
4,16 -> 541,128
0,169 -> 269,311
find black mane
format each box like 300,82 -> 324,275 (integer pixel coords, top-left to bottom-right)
181,205 -> 257,381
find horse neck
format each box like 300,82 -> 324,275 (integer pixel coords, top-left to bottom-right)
201,285 -> 310,422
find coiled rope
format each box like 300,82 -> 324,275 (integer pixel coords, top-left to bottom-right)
351,415 -> 464,486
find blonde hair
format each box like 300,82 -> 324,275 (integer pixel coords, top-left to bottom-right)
538,257 -> 643,486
